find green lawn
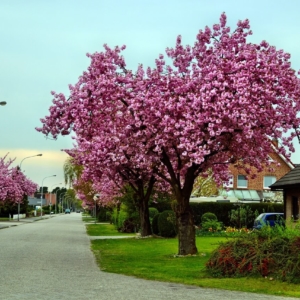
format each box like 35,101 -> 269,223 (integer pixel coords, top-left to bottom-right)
86,223 -> 135,236
82,216 -> 97,222
90,236 -> 300,298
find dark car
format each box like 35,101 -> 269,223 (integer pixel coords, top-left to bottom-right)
76,210 -> 81,213
253,213 -> 285,229
65,209 -> 71,214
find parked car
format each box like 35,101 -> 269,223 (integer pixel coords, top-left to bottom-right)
253,213 -> 285,229
65,209 -> 71,214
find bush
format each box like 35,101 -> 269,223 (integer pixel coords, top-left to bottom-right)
111,206 -> 128,231
206,224 -> 300,282
201,219 -> 223,232
152,213 -> 160,235
229,205 -> 258,228
149,207 -> 159,220
157,210 -> 177,238
201,212 -> 218,223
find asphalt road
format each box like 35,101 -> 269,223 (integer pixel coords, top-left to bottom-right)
0,214 -> 297,300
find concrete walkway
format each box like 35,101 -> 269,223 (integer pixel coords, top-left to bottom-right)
0,215 -> 52,229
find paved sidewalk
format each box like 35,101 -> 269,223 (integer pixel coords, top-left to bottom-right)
0,215 -> 53,229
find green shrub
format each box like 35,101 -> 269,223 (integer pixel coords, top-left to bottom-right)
229,205 -> 258,228
201,219 -> 223,232
152,213 -> 160,235
149,207 -> 159,219
157,210 -> 177,238
201,212 -> 217,223
111,205 -> 128,231
206,224 -> 300,282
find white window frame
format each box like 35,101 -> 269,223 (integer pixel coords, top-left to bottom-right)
237,175 -> 248,188
263,176 -> 276,189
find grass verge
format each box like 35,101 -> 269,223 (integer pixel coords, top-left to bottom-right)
91,236 -> 300,298
86,223 -> 135,236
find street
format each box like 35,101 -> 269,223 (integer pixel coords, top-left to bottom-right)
0,214 -> 296,300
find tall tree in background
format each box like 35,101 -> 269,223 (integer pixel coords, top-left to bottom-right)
37,14 -> 300,255
63,157 -> 83,188
192,170 -> 219,197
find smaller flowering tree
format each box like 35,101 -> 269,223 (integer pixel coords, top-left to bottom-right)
0,155 -> 38,203
66,144 -> 159,236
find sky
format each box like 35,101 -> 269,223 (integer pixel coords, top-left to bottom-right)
1,0 -> 300,189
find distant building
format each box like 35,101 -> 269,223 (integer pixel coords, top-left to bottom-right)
223,142 -> 294,203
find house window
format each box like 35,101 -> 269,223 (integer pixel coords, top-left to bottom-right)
264,176 -> 276,189
237,175 -> 248,188
223,175 -> 234,188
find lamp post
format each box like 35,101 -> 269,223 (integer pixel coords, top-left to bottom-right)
0,101 -> 6,106
55,188 -> 62,214
60,192 -> 66,213
93,194 -> 100,224
40,175 -> 56,218
49,183 -> 62,216
18,154 -> 43,221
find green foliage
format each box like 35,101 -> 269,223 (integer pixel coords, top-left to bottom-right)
157,210 -> 177,238
190,202 -> 284,227
206,224 -> 300,283
149,207 -> 159,220
97,207 -> 112,222
201,212 -> 217,223
152,213 -> 160,235
200,212 -> 222,233
111,205 -> 129,231
229,205 -> 259,228
201,220 -> 223,232
192,170 -> 219,197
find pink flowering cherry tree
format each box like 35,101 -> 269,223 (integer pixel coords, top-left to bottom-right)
0,155 -> 38,204
65,132 -> 160,236
37,13 -> 300,255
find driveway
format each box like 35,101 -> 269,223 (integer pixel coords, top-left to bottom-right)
0,214 -> 296,300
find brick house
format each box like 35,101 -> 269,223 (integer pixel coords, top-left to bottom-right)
223,143 -> 294,202
270,165 -> 300,221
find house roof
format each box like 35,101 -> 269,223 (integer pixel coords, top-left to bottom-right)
270,143 -> 294,170
270,165 -> 300,190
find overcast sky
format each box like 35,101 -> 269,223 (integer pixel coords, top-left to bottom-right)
1,0 -> 300,189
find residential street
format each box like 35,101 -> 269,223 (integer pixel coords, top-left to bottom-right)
0,214 -> 296,300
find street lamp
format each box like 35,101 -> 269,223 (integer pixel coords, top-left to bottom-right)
40,175 -> 56,218
93,194 -> 100,224
49,183 -> 62,215
55,188 -> 62,214
0,101 -> 7,106
60,192 -> 66,213
17,154 -> 43,221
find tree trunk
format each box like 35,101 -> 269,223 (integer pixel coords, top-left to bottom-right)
139,198 -> 152,236
175,202 -> 197,255
135,176 -> 155,237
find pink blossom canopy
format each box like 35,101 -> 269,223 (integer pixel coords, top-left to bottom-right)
0,155 -> 38,203
37,13 -> 300,192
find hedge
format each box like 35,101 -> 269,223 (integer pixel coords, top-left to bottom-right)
190,202 -> 284,227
